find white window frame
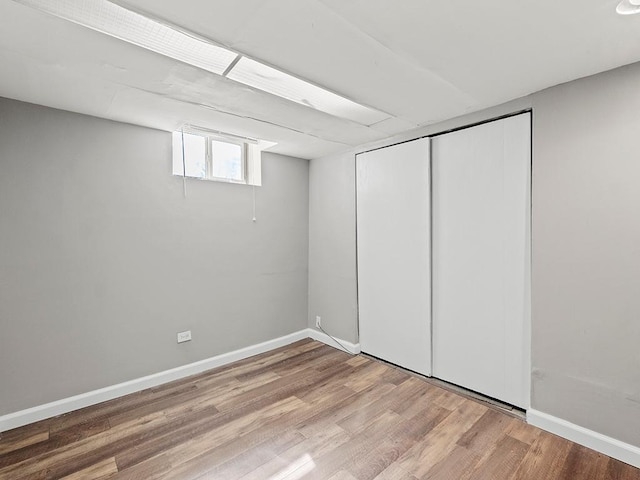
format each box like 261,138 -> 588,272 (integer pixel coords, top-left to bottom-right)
180,128 -> 247,184
173,126 -> 267,187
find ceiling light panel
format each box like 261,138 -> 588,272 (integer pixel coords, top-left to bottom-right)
617,0 -> 640,14
14,0 -> 238,75
226,57 -> 390,126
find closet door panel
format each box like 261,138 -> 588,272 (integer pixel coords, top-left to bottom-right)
356,138 -> 431,376
432,114 -> 530,408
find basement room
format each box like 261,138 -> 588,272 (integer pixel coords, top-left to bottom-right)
1,0 -> 640,478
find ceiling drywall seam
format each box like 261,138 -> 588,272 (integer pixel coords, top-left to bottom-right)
121,84 -> 356,147
316,0 -> 478,109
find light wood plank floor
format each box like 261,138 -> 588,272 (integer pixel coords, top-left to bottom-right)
1,339 -> 638,479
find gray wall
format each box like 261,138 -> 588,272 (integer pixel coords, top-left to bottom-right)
308,63 -> 640,448
308,152 -> 358,342
532,62 -> 640,447
0,97 -> 309,415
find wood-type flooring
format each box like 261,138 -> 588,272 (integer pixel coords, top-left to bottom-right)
1,339 -> 638,479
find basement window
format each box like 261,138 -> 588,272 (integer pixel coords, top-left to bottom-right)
172,128 -> 263,186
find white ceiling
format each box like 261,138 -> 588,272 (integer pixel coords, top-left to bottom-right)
1,0 -> 639,159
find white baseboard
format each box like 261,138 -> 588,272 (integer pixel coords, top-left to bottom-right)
527,409 -> 640,469
307,328 -> 361,354
0,329 -> 311,433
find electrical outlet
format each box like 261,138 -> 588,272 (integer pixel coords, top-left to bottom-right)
315,316 -> 321,328
177,330 -> 192,343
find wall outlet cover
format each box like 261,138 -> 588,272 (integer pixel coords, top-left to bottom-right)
177,330 -> 192,343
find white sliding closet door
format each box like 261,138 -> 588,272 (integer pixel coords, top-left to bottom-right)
432,113 -> 530,408
356,138 -> 431,376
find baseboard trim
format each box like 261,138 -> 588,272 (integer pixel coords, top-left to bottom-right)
0,329 -> 311,433
307,328 -> 361,354
527,409 -> 640,468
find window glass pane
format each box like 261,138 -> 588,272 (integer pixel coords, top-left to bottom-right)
182,133 -> 207,178
173,132 -> 206,178
212,140 -> 243,181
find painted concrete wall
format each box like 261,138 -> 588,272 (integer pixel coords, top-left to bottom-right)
0,97 -> 309,415
532,62 -> 640,447
308,151 -> 358,343
308,62 -> 640,448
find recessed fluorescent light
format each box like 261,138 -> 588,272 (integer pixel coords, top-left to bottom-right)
14,0 -> 391,126
617,0 -> 640,15
226,56 -> 390,126
13,0 -> 238,75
